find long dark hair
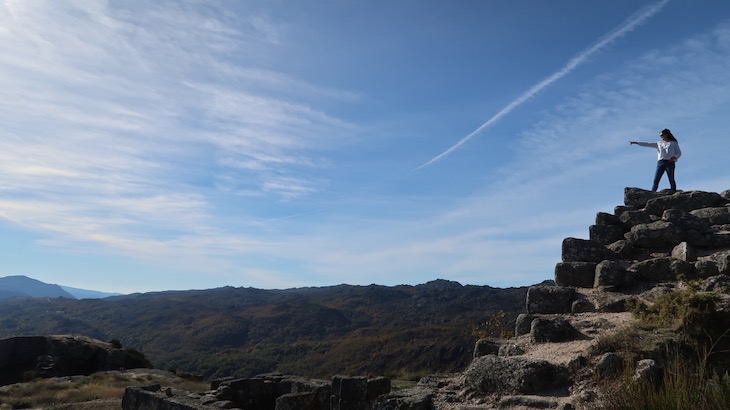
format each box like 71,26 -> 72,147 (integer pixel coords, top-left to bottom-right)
661,128 -> 678,142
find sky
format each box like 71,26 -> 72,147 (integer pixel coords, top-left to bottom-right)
2,0 -> 730,294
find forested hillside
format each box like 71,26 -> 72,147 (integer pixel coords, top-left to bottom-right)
0,279 -> 528,379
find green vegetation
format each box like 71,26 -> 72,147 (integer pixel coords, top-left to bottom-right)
596,285 -> 730,409
0,282 -> 527,379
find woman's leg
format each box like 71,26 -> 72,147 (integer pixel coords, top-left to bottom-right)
652,161 -> 666,191
666,161 -> 676,192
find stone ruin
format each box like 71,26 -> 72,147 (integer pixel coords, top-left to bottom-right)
122,187 -> 730,409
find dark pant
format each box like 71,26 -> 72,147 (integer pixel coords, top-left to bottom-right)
652,160 -> 676,192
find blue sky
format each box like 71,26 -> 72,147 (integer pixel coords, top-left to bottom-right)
2,0 -> 730,294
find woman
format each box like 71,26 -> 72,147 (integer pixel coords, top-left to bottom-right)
630,128 -> 682,193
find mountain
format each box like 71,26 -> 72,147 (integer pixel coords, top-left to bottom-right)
0,279 -> 528,380
0,275 -> 76,300
60,285 -> 122,299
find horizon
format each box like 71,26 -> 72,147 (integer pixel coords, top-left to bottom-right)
2,1 -> 730,294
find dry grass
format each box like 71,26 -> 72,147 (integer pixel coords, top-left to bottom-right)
0,371 -> 209,410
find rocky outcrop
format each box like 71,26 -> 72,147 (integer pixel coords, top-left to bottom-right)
556,188 -> 730,290
0,335 -> 130,386
118,186 -> 730,410
122,374 -> 391,410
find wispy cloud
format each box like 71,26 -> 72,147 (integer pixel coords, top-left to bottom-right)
417,0 -> 670,169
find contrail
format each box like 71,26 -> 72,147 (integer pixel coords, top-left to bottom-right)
417,0 -> 670,169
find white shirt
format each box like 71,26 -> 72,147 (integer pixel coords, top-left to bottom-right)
635,140 -> 682,161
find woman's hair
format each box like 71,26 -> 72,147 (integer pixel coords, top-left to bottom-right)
660,128 -> 677,142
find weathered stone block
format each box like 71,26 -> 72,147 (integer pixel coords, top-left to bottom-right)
473,338 -> 500,358
695,260 -> 720,278
590,224 -> 626,245
624,187 -> 659,208
464,355 -> 569,395
619,210 -> 654,227
594,260 -> 634,289
526,286 -> 576,314
515,313 -> 534,336
375,388 -> 433,410
644,190 -> 726,216
711,250 -> 730,275
691,206 -> 730,225
333,376 -> 367,401
562,238 -> 619,263
625,221 -> 681,248
530,317 -> 582,344
596,212 -> 620,226
555,262 -> 596,288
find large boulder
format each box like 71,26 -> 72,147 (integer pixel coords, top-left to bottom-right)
624,187 -> 661,208
0,335 -> 127,386
625,221 -> 681,248
590,224 -> 626,245
594,260 -> 634,290
526,286 -> 576,314
464,355 -> 569,395
619,210 -> 655,228
562,238 -> 620,263
530,317 -> 583,344
644,190 -> 727,216
690,206 -> 730,226
628,257 -> 695,282
555,262 -> 596,288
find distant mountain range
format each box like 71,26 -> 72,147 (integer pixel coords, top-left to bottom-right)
0,275 -> 121,300
0,278 -> 530,380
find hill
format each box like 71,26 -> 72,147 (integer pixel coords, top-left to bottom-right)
0,279 -> 528,380
0,275 -> 75,300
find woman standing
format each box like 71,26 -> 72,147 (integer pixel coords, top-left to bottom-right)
630,128 -> 682,193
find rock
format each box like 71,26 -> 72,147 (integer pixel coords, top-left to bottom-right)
629,257 -> 676,282
515,314 -> 534,336
625,221 -> 681,248
619,210 -> 654,228
671,242 -> 696,262
530,317 -> 583,344
699,275 -> 730,293
695,260 -> 720,278
526,286 -> 576,314
464,355 -> 569,395
590,224 -> 626,245
691,206 -> 730,225
595,353 -> 623,378
375,388 -> 432,410
498,396 -> 559,409
473,338 -> 500,358
607,240 -> 636,258
711,251 -> 730,275
640,284 -> 674,302
562,238 -> 619,263
634,359 -> 662,386
568,355 -> 588,371
662,209 -> 711,232
555,262 -> 596,288
594,260 -> 634,290
276,392 -> 317,410
498,343 -> 525,357
644,190 -> 727,216
571,298 -> 595,313
596,212 -> 620,226
594,293 -> 634,313
0,335 -> 127,386
624,187 -> 660,208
